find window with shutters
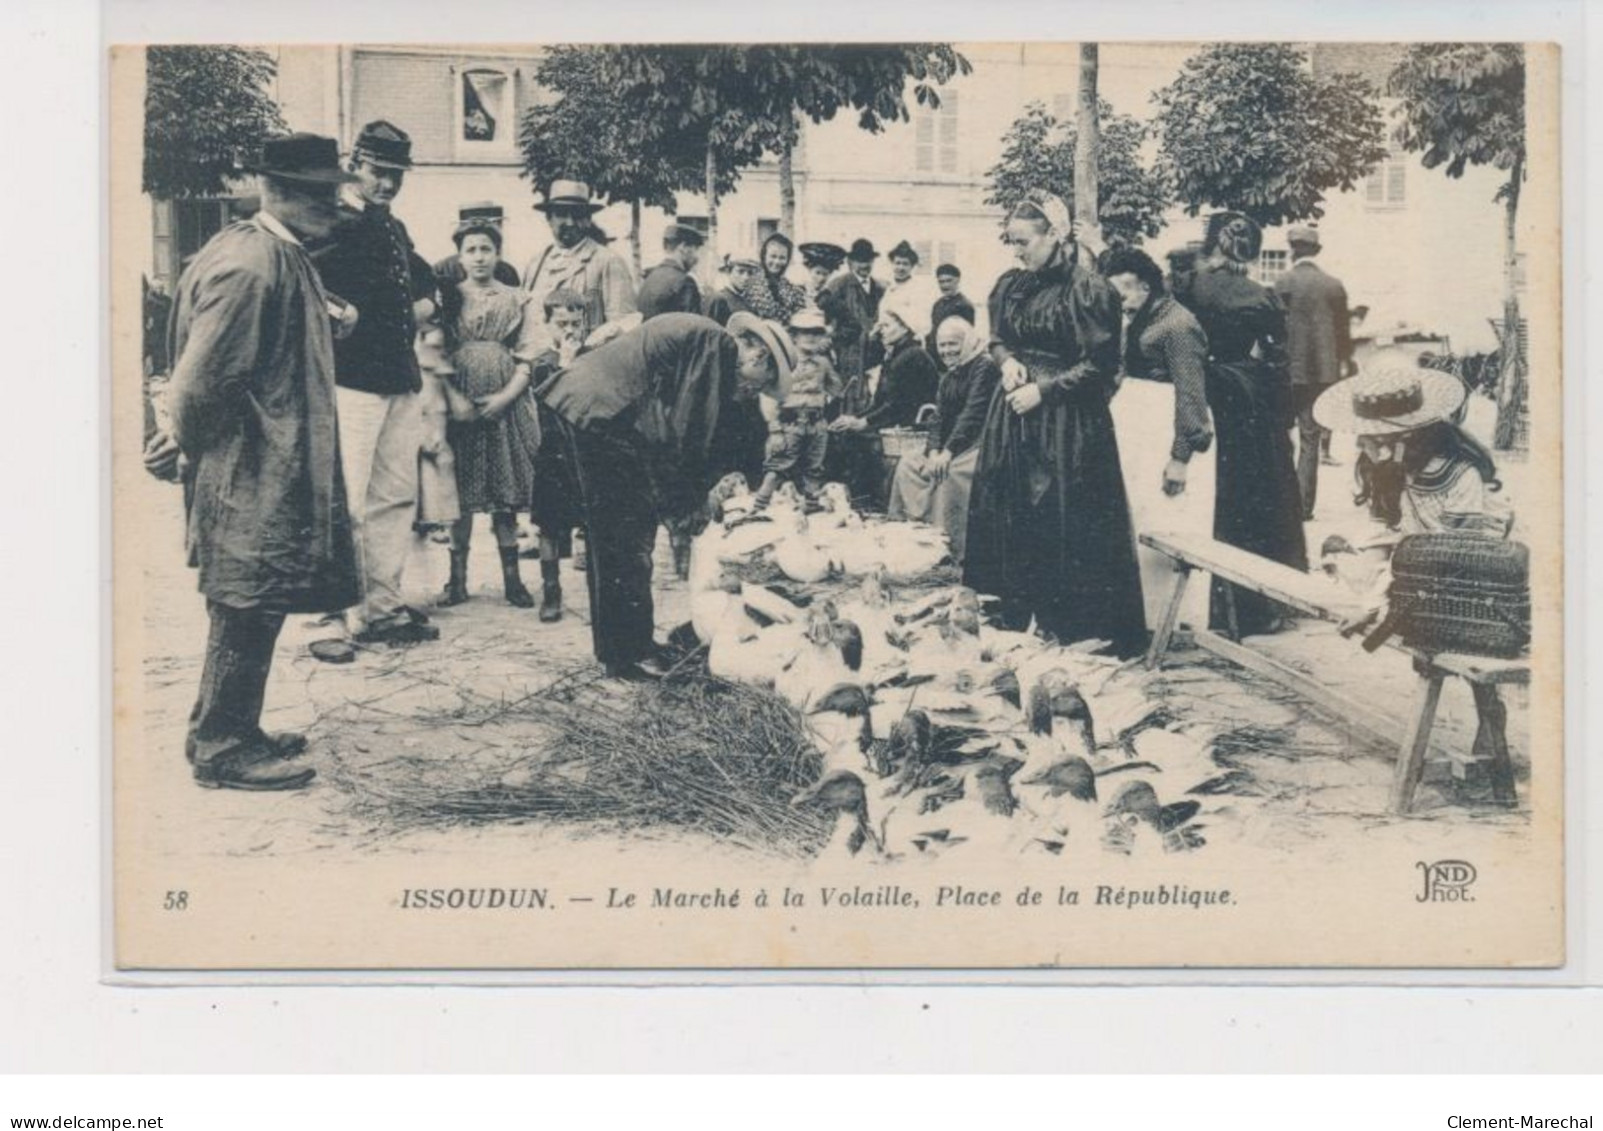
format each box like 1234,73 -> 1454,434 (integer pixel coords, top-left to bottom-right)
455,66 -> 517,160
914,91 -> 960,176
1364,154 -> 1407,209
914,240 -> 933,269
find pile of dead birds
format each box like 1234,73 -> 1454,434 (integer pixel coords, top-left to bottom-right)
681,478 -> 1261,860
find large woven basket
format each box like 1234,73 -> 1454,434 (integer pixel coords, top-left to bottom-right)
878,426 -> 928,459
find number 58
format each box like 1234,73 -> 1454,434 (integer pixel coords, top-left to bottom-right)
163,890 -> 189,911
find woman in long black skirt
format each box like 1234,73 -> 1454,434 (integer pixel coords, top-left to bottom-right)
962,192 -> 1147,657
1185,212 -> 1308,636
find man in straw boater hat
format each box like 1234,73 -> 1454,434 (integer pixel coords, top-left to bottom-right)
538,312 -> 797,681
433,201 -> 522,288
1275,221 -> 1354,520
522,178 -> 637,343
314,119 -> 443,646
142,134 -> 361,791
637,221 -> 707,320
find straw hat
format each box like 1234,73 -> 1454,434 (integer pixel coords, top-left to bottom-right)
727,312 -> 797,386
1312,365 -> 1467,436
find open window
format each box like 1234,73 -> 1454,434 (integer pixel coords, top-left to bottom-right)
454,66 -> 517,160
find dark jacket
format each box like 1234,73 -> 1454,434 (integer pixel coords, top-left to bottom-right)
1123,292 -> 1214,463
167,218 -> 359,613
638,260 -> 704,320
864,335 -> 940,432
539,313 -> 744,521
929,352 -> 1001,458
702,284 -> 754,327
818,272 -> 885,380
1274,259 -> 1352,388
314,201 -> 436,395
926,291 -> 977,355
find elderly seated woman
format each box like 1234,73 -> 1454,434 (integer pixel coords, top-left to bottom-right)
887,316 -> 1000,562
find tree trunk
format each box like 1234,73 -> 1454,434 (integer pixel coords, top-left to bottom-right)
1074,43 -> 1102,250
779,116 -> 797,238
628,198 -> 642,277
705,136 -> 719,267
1493,161 -> 1524,451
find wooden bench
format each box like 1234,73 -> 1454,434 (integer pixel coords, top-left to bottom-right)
1140,531 -> 1530,815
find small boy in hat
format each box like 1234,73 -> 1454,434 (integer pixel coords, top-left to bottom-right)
753,307 -> 843,507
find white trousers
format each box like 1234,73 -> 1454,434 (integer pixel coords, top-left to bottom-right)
337,386 -> 422,629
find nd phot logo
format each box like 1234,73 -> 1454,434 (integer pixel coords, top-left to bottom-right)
1416,859 -> 1477,903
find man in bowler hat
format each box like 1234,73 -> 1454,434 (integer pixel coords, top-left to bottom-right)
143,134 -> 361,790
817,238 -> 885,384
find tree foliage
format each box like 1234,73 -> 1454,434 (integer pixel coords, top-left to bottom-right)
1387,44 -> 1525,198
144,46 -> 286,199
519,46 -> 745,210
984,99 -> 1171,246
1151,44 -> 1388,227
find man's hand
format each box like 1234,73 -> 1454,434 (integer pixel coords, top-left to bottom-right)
1006,382 -> 1043,416
1162,457 -> 1189,497
143,430 -> 182,482
328,295 -> 360,340
828,415 -> 867,434
925,448 -> 953,484
999,356 -> 1028,392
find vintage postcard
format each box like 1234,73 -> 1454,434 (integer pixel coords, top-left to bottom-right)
109,40 -> 1563,972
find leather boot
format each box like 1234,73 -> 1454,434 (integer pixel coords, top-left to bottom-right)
500,545 -> 535,608
538,559 -> 562,622
441,548 -> 470,606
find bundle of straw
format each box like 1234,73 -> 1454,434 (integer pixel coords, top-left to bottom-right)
332,671 -> 834,858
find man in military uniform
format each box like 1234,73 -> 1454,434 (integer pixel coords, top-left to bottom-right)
314,119 -> 441,644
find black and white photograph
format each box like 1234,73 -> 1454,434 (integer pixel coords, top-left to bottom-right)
108,38 -> 1562,971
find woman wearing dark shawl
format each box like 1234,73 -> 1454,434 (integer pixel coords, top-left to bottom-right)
962,192 -> 1147,656
539,312 -> 790,679
747,232 -> 809,324
1188,212 -> 1308,636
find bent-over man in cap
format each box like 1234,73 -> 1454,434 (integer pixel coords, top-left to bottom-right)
314,119 -> 442,644
143,134 -> 361,791
637,222 -> 705,320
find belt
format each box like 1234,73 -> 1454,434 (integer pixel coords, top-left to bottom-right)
778,406 -> 825,424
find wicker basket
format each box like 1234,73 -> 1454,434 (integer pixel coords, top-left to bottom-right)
878,426 -> 929,459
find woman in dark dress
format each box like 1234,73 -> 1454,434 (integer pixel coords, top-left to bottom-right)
1187,212 -> 1308,636
962,192 -> 1147,656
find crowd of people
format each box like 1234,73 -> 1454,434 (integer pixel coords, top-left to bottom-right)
142,118 -> 1515,795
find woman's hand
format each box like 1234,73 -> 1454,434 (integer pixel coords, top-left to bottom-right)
828,415 -> 867,434
475,392 -> 514,420
925,448 -> 952,484
1162,457 -> 1189,497
999,356 -> 1028,392
1005,382 -> 1043,416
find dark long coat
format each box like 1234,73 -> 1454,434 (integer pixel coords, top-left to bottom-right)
167,218 -> 358,614
962,246 -> 1147,655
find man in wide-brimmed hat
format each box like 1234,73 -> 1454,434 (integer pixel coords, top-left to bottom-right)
637,221 -> 706,320
143,134 -> 362,791
1275,221 -> 1353,519
817,237 -> 886,384
315,119 -> 443,646
538,312 -> 795,680
432,201 -> 521,287
522,178 -> 637,344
